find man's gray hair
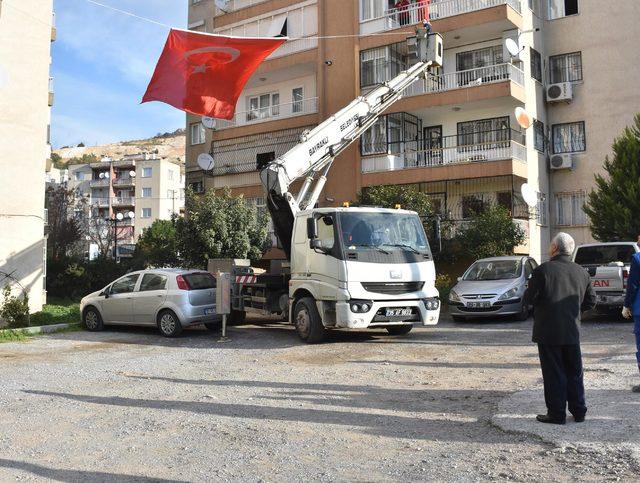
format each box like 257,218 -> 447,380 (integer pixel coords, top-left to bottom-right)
552,232 -> 575,256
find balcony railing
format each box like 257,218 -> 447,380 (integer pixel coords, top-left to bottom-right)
268,37 -> 318,60
113,177 -> 135,187
360,0 -> 522,34
216,97 -> 319,130
112,197 -> 135,207
361,129 -> 526,173
91,197 -> 110,208
90,178 -> 110,187
213,0 -> 269,16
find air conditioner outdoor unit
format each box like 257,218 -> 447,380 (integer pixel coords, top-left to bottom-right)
549,153 -> 574,170
546,82 -> 573,103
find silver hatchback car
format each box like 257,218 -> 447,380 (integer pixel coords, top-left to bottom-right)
80,269 -> 221,337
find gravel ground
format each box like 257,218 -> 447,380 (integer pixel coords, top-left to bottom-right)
1,312 -> 639,482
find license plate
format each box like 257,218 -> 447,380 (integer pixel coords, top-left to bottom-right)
385,308 -> 412,317
468,302 -> 491,308
204,308 -> 215,315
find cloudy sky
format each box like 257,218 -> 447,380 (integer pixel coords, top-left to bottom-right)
51,0 -> 187,148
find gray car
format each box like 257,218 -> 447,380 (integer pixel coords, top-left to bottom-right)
80,269 -> 221,337
448,256 -> 538,322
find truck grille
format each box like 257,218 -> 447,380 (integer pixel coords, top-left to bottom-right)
361,282 -> 424,295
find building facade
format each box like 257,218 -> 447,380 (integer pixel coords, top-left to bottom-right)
0,0 -> 55,312
186,0 -> 640,262
67,153 -> 185,258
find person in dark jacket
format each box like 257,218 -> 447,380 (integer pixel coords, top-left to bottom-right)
524,232 -> 596,424
622,236 -> 640,391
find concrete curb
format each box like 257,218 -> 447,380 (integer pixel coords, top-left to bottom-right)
0,322 -> 81,337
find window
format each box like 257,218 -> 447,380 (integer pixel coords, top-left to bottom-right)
360,43 -> 406,87
575,245 -> 637,265
456,45 -> 503,72
142,208 -> 152,218
497,191 -> 513,212
533,120 -> 545,152
110,274 -> 140,295
246,93 -> 280,121
549,52 -> 582,83
552,121 -> 585,153
360,113 -> 420,157
555,192 -> 588,226
75,171 -> 84,181
462,195 -> 485,219
528,0 -> 541,15
457,117 -> 510,147
139,273 -> 167,292
530,48 -> 542,82
142,188 -> 151,198
183,272 -> 216,289
142,167 -> 152,178
292,87 -> 304,113
537,193 -> 548,226
548,0 -> 578,20
317,215 -> 335,250
167,189 -> 175,200
168,169 -> 174,181
189,181 -> 204,193
190,122 -> 205,145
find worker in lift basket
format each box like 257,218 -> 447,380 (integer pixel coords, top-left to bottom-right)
622,235 -> 640,392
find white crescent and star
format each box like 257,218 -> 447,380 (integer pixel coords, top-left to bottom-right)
184,46 -> 241,75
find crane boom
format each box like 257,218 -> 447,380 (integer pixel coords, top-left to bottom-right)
260,27 -> 443,258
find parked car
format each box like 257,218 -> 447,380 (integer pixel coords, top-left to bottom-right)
80,269 -> 221,337
448,256 -> 538,322
573,242 -> 640,314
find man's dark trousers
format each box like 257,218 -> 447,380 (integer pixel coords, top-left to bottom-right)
537,343 -> 586,421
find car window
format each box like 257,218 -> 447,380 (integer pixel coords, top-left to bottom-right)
139,273 -> 167,292
463,260 -> 522,281
110,274 -> 140,294
183,272 -> 216,290
574,245 -> 636,265
524,260 -> 534,278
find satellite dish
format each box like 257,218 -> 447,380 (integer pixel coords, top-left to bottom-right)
116,212 -> 124,221
197,153 -> 215,171
214,0 -> 230,12
505,38 -> 521,58
202,116 -> 217,130
128,211 -> 135,219
521,183 -> 538,208
129,170 -> 136,177
99,172 -> 105,179
515,107 -> 533,129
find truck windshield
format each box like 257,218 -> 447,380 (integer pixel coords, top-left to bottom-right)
339,212 -> 430,253
463,260 -> 522,281
574,245 -> 636,265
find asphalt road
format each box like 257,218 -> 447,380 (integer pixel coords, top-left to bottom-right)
1,312 -> 639,481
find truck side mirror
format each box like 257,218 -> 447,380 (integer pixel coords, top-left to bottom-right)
307,217 -> 318,240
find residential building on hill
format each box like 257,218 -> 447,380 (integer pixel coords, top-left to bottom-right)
0,0 -> 55,312
185,0 -> 640,261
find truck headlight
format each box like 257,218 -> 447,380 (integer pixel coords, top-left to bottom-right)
349,300 -> 372,313
498,287 -> 519,301
424,298 -> 440,311
449,289 -> 461,303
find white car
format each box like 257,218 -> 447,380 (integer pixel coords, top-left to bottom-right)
80,269 -> 221,337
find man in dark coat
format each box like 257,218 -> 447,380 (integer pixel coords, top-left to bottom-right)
524,232 -> 596,424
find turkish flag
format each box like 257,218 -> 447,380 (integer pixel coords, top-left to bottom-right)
142,29 -> 286,120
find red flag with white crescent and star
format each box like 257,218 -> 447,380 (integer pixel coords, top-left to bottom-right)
142,29 -> 286,120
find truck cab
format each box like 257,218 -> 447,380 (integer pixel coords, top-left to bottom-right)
289,207 -> 440,342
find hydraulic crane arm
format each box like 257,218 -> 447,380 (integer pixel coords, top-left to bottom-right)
260,26 -> 443,258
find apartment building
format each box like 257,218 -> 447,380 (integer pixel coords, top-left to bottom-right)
0,0 -> 55,312
67,153 -> 185,257
186,0 -> 639,261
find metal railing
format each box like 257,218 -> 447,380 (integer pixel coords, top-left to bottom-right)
268,37 -> 318,60
91,197 -> 110,208
216,97 -> 319,129
113,177 -> 135,186
90,178 -> 110,187
360,0 -> 521,34
112,197 -> 135,207
213,0 -> 269,16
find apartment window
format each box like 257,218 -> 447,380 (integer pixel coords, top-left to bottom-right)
360,43 -> 406,88
190,122 -> 205,145
141,208 -> 152,218
537,194 -> 548,226
497,191 -> 513,212
456,45 -> 503,71
75,171 -> 84,181
189,181 -> 204,193
142,188 -> 151,198
360,113 -> 420,156
457,117 -> 510,147
191,0 -> 202,4
528,0 -> 541,15
247,93 -> 280,121
552,121 -> 586,154
167,189 -> 174,200
292,87 -> 304,113
530,48 -> 542,82
549,52 -> 582,83
555,192 -> 587,226
462,196 -> 486,219
533,120 -> 545,152
548,0 -> 578,20
168,169 -> 174,181
142,167 -> 152,178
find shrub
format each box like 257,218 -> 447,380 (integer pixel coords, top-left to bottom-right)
0,286 -> 30,328
30,303 -> 81,327
435,273 -> 453,303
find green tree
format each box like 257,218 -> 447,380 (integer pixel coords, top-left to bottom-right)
134,219 -> 180,268
458,205 -> 525,259
175,188 -> 271,268
67,153 -> 99,165
46,185 -> 85,261
50,152 -> 64,169
584,114 -> 640,241
356,185 -> 433,218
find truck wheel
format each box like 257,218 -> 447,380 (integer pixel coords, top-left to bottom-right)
157,310 -> 183,337
386,325 -> 413,335
294,297 -> 326,344
228,309 -> 246,326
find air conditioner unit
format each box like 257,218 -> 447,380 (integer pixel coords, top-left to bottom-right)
549,154 -> 574,170
546,82 -> 573,103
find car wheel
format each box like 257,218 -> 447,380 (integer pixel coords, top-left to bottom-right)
386,325 -> 413,335
83,307 -> 103,331
515,302 -> 530,321
294,297 -> 326,344
157,310 -> 183,337
452,315 -> 466,322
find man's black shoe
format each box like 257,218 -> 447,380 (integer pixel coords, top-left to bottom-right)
536,414 -> 566,425
573,415 -> 585,423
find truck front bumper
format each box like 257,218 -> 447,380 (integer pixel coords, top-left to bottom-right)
334,298 -> 440,329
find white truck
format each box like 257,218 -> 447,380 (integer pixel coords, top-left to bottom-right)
219,25 -> 444,343
573,242 -> 640,313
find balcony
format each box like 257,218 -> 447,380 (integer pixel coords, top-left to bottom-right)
213,0 -> 268,16
112,197 -> 135,207
113,158 -> 137,168
91,198 -> 110,208
113,177 -> 135,187
268,37 -> 318,60
360,0 -> 521,35
90,178 -> 110,187
216,97 -> 318,130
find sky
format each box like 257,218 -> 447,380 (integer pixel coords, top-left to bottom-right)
51,0 -> 187,148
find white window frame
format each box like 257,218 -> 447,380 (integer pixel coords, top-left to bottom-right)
552,121 -> 586,154
141,208 -> 152,219
246,92 -> 280,121
555,192 -> 588,227
141,167 -> 152,178
549,52 -> 583,84
168,169 -> 174,181
536,192 -> 548,226
190,122 -> 205,145
548,0 -> 579,20
292,87 -> 304,113
142,187 -> 152,198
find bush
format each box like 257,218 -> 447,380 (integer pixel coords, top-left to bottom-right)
0,286 -> 30,328
435,273 -> 453,303
30,303 -> 80,327
458,205 -> 525,259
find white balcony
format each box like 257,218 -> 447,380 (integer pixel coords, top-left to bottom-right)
360,0 -> 522,35
268,37 -> 318,60
91,197 -> 110,208
113,177 -> 135,187
90,178 -> 110,187
216,97 -> 318,130
112,197 -> 135,207
213,0 -> 269,16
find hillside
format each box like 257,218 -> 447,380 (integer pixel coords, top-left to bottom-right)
54,129 -> 186,166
